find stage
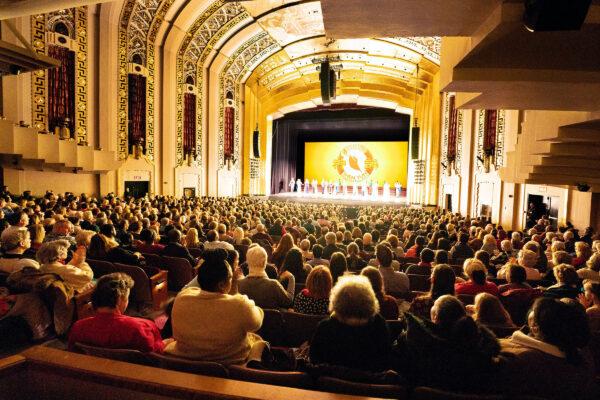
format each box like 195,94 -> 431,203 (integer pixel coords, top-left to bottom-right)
268,191 -> 410,207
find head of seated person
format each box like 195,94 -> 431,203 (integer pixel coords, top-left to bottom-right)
330,275 -> 379,326
420,248 -> 435,264
312,244 -> 324,260
329,252 -> 348,284
474,249 -> 491,268
553,263 -> 579,287
433,249 -> 448,265
472,292 -> 514,328
505,264 -> 529,287
552,250 -> 572,268
376,243 -> 393,268
246,245 -> 268,276
92,272 -> 134,313
198,249 -> 232,293
464,258 -> 488,285
139,228 -> 157,245
1,226 -> 31,255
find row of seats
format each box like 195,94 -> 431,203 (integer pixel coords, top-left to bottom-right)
72,342 -> 545,399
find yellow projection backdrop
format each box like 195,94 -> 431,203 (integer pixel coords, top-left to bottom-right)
304,141 -> 408,186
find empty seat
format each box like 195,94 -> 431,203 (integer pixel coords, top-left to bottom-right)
141,253 -> 164,269
281,310 -> 325,347
147,353 -> 228,377
408,274 -> 431,292
316,376 -> 408,399
113,263 -> 168,310
74,342 -> 151,366
257,309 -> 285,346
228,365 -> 312,389
161,256 -> 195,291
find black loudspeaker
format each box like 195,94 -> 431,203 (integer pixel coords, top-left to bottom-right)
320,60 -> 331,105
252,128 -> 260,158
329,69 -> 336,100
410,127 -> 420,160
524,0 -> 591,31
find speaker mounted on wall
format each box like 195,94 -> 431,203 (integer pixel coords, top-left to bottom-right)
252,126 -> 261,158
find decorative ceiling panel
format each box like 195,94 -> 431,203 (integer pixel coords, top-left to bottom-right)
257,2 -> 324,47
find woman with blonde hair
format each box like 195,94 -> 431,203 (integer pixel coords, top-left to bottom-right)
572,241 -> 592,268
543,264 -> 580,299
455,258 -> 499,296
498,249 -> 541,280
480,234 -> 498,256
360,266 -> 399,320
293,266 -> 332,315
577,252 -> 600,282
299,239 -> 313,260
387,234 -> 404,258
232,227 -> 245,245
185,228 -> 201,249
310,275 -> 390,371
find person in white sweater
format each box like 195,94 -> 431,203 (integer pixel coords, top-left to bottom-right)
37,239 -> 93,293
0,226 -> 40,273
165,251 -> 266,365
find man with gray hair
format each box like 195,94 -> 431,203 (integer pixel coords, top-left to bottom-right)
43,219 -> 76,248
238,245 -> 295,309
251,224 -> 273,245
0,226 -> 40,273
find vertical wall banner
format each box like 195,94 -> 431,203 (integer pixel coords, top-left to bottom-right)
31,14 -> 48,131
74,7 -> 88,144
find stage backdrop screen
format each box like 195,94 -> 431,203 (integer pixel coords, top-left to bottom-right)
304,141 -> 408,186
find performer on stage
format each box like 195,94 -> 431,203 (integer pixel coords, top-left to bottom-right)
383,181 -> 390,199
334,180 -> 339,195
363,180 -> 369,197
289,178 -> 295,193
372,180 -> 379,198
304,178 -> 309,194
395,181 -> 402,198
296,178 -> 302,192
342,179 -> 347,196
312,178 -> 318,194
321,178 -> 326,195
352,180 -> 358,196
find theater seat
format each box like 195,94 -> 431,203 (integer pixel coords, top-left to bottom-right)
161,256 -> 195,291
316,376 -> 408,399
228,365 -> 312,389
87,259 -> 116,277
408,274 -> 430,292
411,387 -> 504,400
147,353 -> 228,377
257,309 -> 285,346
113,263 -> 168,310
74,343 -> 152,366
281,310 -> 325,347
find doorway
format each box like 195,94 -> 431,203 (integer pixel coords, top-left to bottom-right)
445,194 -> 453,212
124,181 -> 149,198
525,194 -> 547,229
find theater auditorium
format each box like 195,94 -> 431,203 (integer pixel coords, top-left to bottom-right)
0,0 -> 599,399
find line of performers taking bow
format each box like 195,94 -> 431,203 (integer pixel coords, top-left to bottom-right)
289,178 -> 403,198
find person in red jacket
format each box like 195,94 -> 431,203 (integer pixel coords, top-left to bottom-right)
455,258 -> 499,297
69,272 -> 164,353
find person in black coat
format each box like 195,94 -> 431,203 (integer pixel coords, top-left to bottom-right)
161,228 -> 197,266
310,275 -> 391,372
449,232 -> 474,262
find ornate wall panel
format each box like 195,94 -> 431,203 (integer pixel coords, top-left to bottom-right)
74,7 -> 88,144
175,1 -> 248,166
475,109 -> 506,172
440,93 -> 463,175
218,32 -> 279,170
117,0 -> 174,161
31,7 -> 88,144
31,14 -> 47,130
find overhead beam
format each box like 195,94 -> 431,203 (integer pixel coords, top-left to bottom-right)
0,0 -> 113,19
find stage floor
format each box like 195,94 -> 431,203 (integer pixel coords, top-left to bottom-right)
268,192 -> 409,207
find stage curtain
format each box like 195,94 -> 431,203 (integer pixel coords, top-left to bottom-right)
48,44 -> 75,136
270,119 -> 297,194
128,73 -> 147,154
224,106 -> 235,159
447,95 -> 458,162
484,109 -> 497,155
183,92 -> 196,156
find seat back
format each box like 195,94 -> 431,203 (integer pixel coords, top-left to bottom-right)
87,259 -> 116,277
457,294 -> 475,305
257,309 -> 285,346
147,353 -> 228,378
228,365 -> 312,389
188,247 -> 204,259
408,274 -> 430,292
281,310 -> 325,347
500,288 -> 541,326
411,386 -> 504,400
234,244 -> 249,264
113,263 -> 152,305
74,342 -> 151,366
316,376 -> 408,399
141,253 -> 163,269
161,256 -> 194,291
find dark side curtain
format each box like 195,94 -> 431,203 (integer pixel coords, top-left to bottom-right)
224,106 -> 235,159
270,120 -> 297,194
447,95 -> 458,162
128,73 -> 147,154
48,44 -> 75,135
183,93 -> 196,156
483,109 -> 497,155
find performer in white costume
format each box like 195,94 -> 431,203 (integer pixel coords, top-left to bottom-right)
289,178 -> 295,193
312,178 -> 318,194
334,180 -> 339,195
363,180 -> 369,197
296,178 -> 302,192
321,178 -> 326,195
342,179 -> 347,196
352,180 -> 358,196
304,178 -> 310,194
395,181 -> 402,197
383,181 -> 390,199
372,180 -> 379,198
